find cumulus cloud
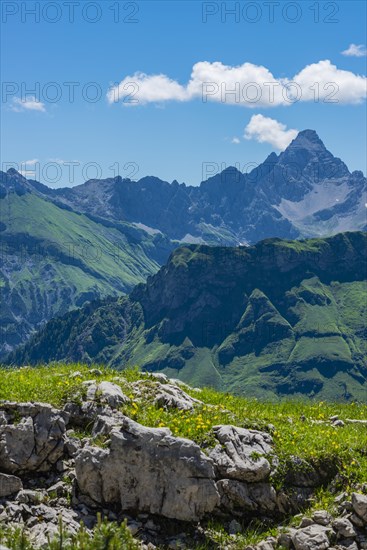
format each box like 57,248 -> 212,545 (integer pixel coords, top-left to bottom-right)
231,137 -> 240,144
244,115 -> 298,150
11,96 -> 46,112
187,61 -> 285,107
106,73 -> 188,104
342,44 -> 367,57
107,60 -> 367,107
293,60 -> 367,104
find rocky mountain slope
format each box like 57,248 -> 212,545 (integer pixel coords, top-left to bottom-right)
1,129 -> 365,359
0,364 -> 366,549
9,130 -> 366,247
9,231 -> 367,401
0,169 -> 174,357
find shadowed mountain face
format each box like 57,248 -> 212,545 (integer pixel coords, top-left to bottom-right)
9,231 -> 367,402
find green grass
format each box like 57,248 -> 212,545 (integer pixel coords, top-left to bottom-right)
1,363 -> 366,487
0,516 -> 140,550
163,347 -> 223,389
0,363 -> 367,548
2,192 -> 162,292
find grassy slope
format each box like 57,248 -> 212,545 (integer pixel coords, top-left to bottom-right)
215,279 -> 367,401
1,364 -> 366,483
114,278 -> 367,401
2,192 -> 161,290
0,192 -> 170,355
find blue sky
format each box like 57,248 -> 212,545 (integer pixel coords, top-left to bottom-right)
1,0 -> 366,187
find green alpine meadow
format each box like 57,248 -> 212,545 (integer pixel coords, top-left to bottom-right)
8,231 -> 367,401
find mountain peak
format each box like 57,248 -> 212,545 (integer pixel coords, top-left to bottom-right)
288,129 -> 326,150
263,152 -> 278,164
6,168 -> 27,180
3,168 -> 30,185
0,168 -> 30,197
298,129 -> 320,141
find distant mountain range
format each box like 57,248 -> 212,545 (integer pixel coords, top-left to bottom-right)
20,129 -> 366,245
1,129 -> 366,357
8,231 -> 367,401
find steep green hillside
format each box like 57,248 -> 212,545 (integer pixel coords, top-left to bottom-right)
0,179 -> 173,356
8,232 -> 367,401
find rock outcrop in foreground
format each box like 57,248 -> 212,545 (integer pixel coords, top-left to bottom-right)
0,376 -> 366,549
76,416 -> 220,522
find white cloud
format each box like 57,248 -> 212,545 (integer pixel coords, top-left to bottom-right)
231,137 -> 240,144
244,115 -> 298,150
342,44 -> 367,57
19,159 -> 40,178
293,60 -> 367,104
21,158 -> 39,166
106,73 -> 188,105
48,158 -> 66,164
107,60 -> 367,107
48,158 -> 80,164
11,96 -> 46,112
187,61 -> 285,107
